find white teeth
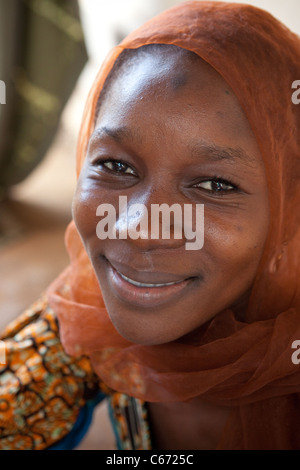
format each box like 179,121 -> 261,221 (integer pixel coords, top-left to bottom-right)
119,272 -> 183,287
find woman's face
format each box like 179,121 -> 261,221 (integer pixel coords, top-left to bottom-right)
73,47 -> 269,345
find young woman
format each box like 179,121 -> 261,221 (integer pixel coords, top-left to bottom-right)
1,1 -> 300,450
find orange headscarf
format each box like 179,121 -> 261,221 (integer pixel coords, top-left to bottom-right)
48,1 -> 300,448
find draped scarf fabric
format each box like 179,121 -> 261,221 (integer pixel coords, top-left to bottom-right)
48,2 -> 300,449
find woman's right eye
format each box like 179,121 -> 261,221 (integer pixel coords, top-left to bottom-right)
99,160 -> 137,176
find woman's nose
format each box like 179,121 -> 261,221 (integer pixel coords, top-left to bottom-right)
115,194 -> 187,251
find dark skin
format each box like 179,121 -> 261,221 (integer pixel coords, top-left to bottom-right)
73,47 -> 270,449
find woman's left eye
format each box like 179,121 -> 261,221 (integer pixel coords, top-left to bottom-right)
100,160 -> 136,175
193,179 -> 237,193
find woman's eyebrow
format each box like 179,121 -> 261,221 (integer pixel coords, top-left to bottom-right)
89,125 -> 137,149
89,126 -> 258,169
189,141 -> 258,169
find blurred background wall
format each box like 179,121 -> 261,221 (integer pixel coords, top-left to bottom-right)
1,0 -> 300,333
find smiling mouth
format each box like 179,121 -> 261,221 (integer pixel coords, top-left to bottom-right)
104,257 -> 198,309
117,271 -> 185,288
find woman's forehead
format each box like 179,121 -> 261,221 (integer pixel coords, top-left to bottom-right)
101,45 -> 222,99
94,45 -> 262,168
96,46 -> 231,127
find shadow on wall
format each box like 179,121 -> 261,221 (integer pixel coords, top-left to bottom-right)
0,0 -> 87,328
0,122 -> 76,331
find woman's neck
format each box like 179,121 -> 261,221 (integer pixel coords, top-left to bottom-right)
147,397 -> 231,450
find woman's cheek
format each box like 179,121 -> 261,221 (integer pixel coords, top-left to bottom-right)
203,214 -> 265,270
72,180 -> 101,243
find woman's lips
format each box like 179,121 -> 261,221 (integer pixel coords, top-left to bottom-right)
106,259 -> 196,309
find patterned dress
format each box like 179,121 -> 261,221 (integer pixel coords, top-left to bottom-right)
0,298 -> 152,450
